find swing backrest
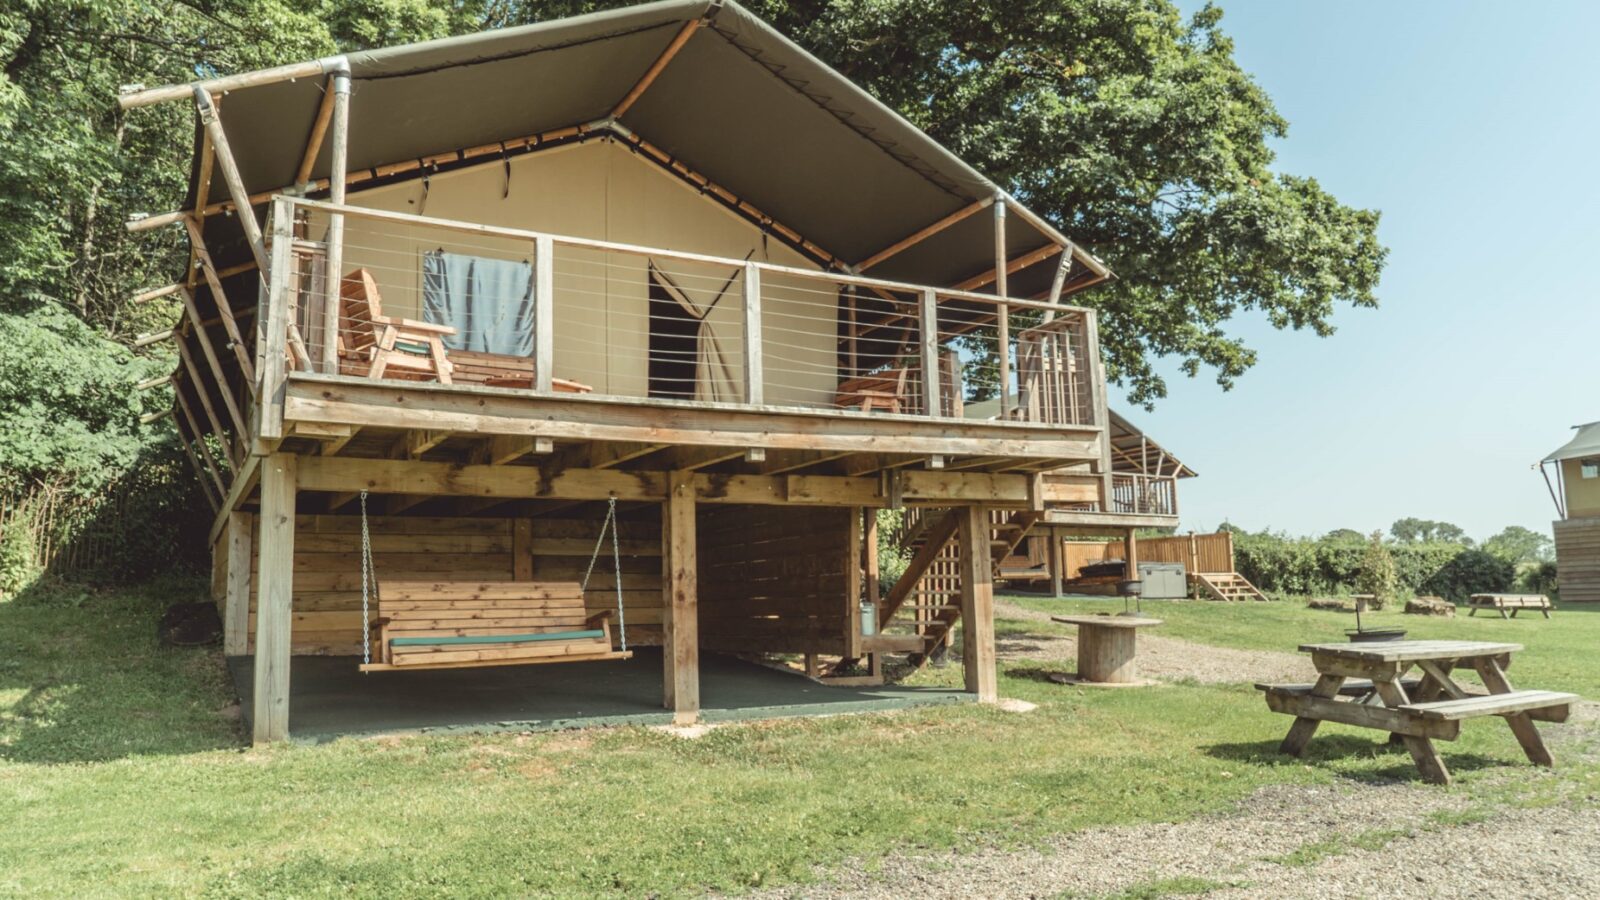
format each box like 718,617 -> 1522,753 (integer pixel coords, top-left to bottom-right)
377,582 -> 592,639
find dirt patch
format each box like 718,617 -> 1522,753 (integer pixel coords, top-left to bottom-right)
995,599 -> 1309,685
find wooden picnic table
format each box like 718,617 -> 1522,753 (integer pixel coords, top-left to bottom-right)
1467,593 -> 1552,618
1050,615 -> 1162,685
1257,640 -> 1577,785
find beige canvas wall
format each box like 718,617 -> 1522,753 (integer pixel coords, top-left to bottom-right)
315,140 -> 837,406
1562,458 -> 1600,518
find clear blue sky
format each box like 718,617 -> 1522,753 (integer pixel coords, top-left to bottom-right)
1130,0 -> 1600,540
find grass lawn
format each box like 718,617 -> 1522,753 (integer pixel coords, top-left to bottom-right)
1,580 -> 1596,897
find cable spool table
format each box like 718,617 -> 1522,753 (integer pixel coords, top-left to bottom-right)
1050,615 -> 1164,685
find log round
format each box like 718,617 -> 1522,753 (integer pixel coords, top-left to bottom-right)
1050,615 -> 1163,685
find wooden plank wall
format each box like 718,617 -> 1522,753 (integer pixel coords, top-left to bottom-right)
1059,532 -> 1235,578
245,513 -> 663,654
1554,516 -> 1600,603
698,506 -> 851,655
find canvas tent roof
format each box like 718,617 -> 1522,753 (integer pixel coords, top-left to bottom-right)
1544,421 -> 1600,463
161,0 -> 1109,297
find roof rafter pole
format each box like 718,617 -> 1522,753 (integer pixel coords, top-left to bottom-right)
954,242 -> 1062,293
320,64 -> 352,374
178,287 -> 249,439
994,199 -> 1011,421
173,377 -> 229,500
194,88 -> 268,275
295,77 -> 338,187
120,59 -> 330,109
183,216 -> 259,398
611,18 -> 704,120
189,102 -> 217,289
855,196 -> 994,272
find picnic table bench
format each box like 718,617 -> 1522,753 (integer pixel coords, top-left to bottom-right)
1256,640 -> 1577,784
1467,594 -> 1552,618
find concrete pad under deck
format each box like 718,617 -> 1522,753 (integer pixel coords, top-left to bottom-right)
229,648 -> 969,742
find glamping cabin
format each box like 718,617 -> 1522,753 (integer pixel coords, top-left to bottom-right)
1542,421 -> 1600,604
122,0 -> 1186,743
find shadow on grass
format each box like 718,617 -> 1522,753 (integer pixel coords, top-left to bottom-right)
1205,735 -> 1510,784
1006,666 -> 1080,684
0,576 -> 243,765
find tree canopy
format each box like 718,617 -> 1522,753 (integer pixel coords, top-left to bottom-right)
3,0 -> 1385,409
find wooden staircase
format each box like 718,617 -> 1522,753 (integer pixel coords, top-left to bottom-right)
864,509 -> 1043,663
1193,571 -> 1270,602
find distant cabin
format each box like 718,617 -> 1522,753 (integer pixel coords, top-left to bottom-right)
1543,421 -> 1600,603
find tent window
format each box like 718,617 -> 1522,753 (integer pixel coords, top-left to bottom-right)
422,249 -> 534,356
647,273 -> 700,400
1581,458 -> 1599,479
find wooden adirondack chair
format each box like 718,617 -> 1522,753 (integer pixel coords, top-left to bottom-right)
337,268 -> 455,384
834,367 -> 910,414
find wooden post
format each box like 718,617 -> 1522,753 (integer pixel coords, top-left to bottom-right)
662,470 -> 699,723
252,454 -> 296,744
919,288 -> 940,417
743,262 -> 764,405
513,518 -> 534,580
957,506 -> 998,702
1125,528 -> 1140,580
320,67 -> 351,373
994,200 -> 1011,420
222,511 -> 254,656
258,197 -> 296,444
864,507 -> 880,674
534,235 -> 555,393
194,89 -> 268,274
845,506 -> 863,659
1048,525 -> 1064,598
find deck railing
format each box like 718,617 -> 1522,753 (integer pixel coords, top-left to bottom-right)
258,195 -> 1103,435
1110,473 -> 1179,517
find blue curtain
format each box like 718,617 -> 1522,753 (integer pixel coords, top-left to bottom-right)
422,250 -> 534,356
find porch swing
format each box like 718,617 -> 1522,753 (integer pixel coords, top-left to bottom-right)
357,492 -> 633,672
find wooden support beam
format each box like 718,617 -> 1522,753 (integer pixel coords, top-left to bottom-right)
919,288 -> 940,417
194,89 -> 268,274
174,414 -> 221,512
846,505 -> 864,659
206,454 -> 262,546
958,506 -> 998,702
173,380 -> 228,498
405,429 -> 451,458
252,453 -> 296,744
856,197 -> 994,272
222,511 -> 253,656
179,288 -> 249,438
132,282 -> 184,304
472,434 -> 554,465
1047,525 -> 1064,597
662,470 -> 699,724
183,217 -> 258,395
612,19 -> 702,119
174,338 -> 234,466
119,58 -> 330,109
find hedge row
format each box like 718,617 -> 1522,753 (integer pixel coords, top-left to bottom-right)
1232,532 -> 1514,603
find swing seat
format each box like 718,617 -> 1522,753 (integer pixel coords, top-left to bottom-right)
359,581 -> 632,672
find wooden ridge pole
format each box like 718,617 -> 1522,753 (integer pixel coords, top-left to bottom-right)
120,59 -> 329,110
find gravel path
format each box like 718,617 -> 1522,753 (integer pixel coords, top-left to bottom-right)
993,598 -> 1310,685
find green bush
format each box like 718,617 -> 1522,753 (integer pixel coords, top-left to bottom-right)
1423,550 -> 1514,603
1355,531 -> 1399,609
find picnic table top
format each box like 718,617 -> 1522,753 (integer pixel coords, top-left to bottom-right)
1469,593 -> 1550,603
1051,614 -> 1163,629
1297,639 -> 1523,664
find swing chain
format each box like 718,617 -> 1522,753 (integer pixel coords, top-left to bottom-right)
580,496 -> 628,651
360,490 -> 372,667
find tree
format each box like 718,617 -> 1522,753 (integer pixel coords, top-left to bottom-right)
1355,530 -> 1398,610
1482,526 -> 1554,564
1389,517 -> 1470,545
1323,528 -> 1364,542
